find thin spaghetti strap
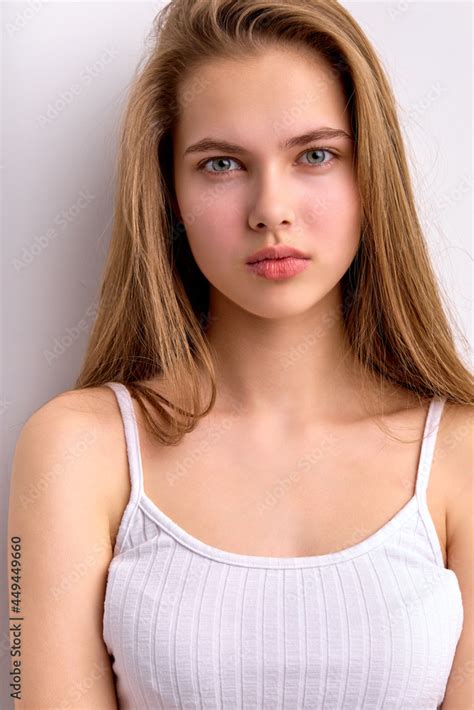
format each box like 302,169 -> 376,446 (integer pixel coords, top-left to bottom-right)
415,396 -> 446,501
103,381 -> 144,506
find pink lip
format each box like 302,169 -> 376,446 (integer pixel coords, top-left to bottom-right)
246,244 -> 310,264
246,256 -> 310,280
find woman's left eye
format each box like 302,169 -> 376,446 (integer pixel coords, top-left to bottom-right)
298,147 -> 337,167
197,147 -> 338,176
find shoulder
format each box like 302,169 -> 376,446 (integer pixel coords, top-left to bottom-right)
438,402 -> 473,544
438,401 -> 473,500
438,402 -> 473,707
7,385 -> 125,705
434,399 -> 473,573
14,384 -> 123,471
438,400 -> 473,456
10,384 -> 129,549
21,383 -> 121,431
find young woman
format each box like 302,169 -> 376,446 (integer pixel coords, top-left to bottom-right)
8,0 -> 472,708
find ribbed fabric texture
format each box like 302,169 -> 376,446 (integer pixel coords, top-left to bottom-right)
102,382 -> 463,710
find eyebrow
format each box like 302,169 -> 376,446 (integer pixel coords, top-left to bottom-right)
183,127 -> 353,157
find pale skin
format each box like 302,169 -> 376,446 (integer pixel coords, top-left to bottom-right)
7,45 -> 472,709
162,46 -> 442,557
171,44 -> 366,424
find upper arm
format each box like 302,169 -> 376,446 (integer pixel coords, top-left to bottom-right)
441,404 -> 474,709
7,389 -> 120,709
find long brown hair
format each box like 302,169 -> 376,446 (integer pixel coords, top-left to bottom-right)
75,0 -> 473,445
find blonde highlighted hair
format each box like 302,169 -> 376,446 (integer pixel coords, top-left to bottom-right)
75,0 -> 473,444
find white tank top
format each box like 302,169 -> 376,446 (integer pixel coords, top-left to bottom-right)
102,381 -> 463,709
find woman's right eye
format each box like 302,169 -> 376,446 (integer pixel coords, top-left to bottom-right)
197,157 -> 242,176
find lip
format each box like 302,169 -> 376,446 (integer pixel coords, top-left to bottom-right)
246,256 -> 310,280
246,244 -> 310,264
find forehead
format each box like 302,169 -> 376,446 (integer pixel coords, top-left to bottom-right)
173,46 -> 351,148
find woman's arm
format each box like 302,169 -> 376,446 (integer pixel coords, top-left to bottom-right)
441,406 -> 473,709
7,392 -> 120,708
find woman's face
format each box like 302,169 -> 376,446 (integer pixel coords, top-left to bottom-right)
172,45 -> 362,319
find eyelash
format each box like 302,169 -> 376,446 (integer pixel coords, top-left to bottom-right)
196,146 -> 339,177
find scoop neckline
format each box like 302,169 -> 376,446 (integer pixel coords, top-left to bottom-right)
111,382 -> 437,570
137,487 -> 420,569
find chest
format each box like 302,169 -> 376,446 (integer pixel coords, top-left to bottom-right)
104,521 -> 462,710
130,407 -> 448,567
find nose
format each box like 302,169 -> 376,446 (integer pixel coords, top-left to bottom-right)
251,215 -> 293,231
248,176 -> 296,232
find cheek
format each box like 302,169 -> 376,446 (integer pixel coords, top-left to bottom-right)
178,186 -> 242,279
302,175 -> 361,262
175,170 -> 361,283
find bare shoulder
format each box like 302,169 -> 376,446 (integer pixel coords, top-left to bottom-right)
12,384 -> 129,547
22,383 -> 121,433
438,402 -> 473,480
437,401 -> 473,708
7,384 -> 125,706
437,402 -> 474,544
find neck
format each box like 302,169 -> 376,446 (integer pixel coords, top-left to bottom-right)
200,284 -> 379,426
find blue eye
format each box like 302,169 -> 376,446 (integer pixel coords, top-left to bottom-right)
199,156 -> 241,174
299,147 -> 336,167
197,146 -> 338,176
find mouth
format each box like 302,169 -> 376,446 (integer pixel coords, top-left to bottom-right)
246,255 -> 311,280
246,246 -> 311,264
247,255 -> 310,265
